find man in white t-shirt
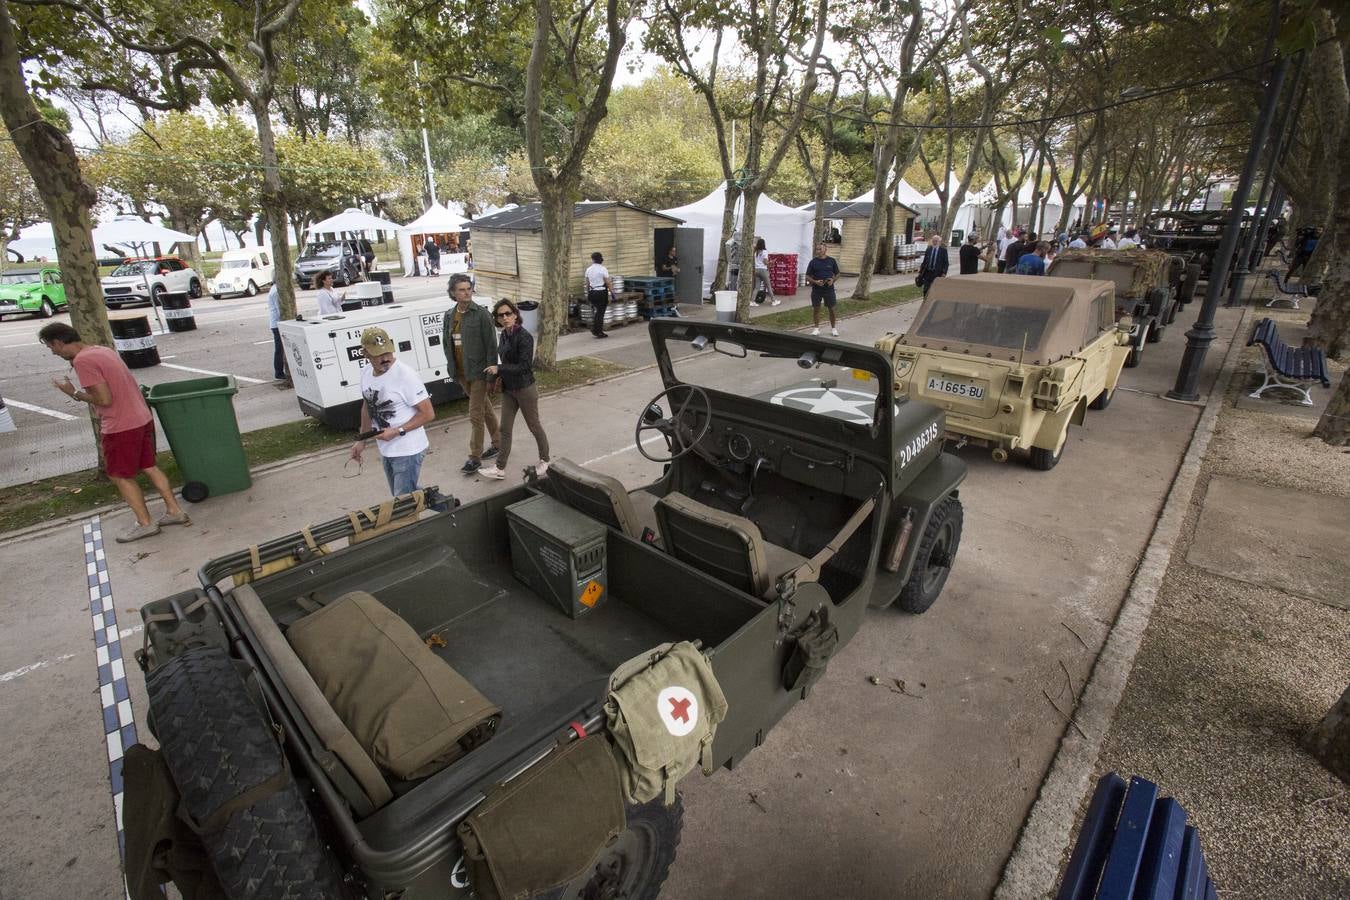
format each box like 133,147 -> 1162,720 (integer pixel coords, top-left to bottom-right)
1068,231 -> 1089,249
1100,229 -> 1119,250
584,251 -> 616,338
349,327 -> 435,497
996,228 -> 1016,273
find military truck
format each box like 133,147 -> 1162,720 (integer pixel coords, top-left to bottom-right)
128,318 -> 967,900
1048,247 -> 1180,366
1144,209 -> 1256,282
876,274 -> 1131,471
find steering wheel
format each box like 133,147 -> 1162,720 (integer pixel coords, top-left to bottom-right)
635,384 -> 713,463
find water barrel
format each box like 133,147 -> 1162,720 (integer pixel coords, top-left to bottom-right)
714,290 -> 737,323
351,282 -> 384,306
160,291 -> 197,332
517,300 -> 540,341
109,314 -> 160,368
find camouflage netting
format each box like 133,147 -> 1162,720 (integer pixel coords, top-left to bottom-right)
1051,248 -> 1171,299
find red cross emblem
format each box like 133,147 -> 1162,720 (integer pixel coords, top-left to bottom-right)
668,696 -> 691,723
657,685 -> 699,736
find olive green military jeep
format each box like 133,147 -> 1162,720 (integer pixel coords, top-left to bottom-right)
1047,247 -> 1182,366
128,318 -> 966,900
876,274 -> 1131,470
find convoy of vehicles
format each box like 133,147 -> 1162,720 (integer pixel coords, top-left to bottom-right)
1047,248 -> 1182,367
208,248 -> 275,298
130,319 -> 967,899
101,257 -> 203,308
0,265 -> 67,319
876,274 -> 1131,470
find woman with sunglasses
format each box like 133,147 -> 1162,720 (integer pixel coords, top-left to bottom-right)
480,300 -> 550,479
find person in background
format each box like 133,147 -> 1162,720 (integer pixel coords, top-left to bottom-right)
1014,242 -> 1050,275
417,240 -> 428,276
1100,228 -> 1119,250
1117,228 -> 1140,250
917,233 -> 949,296
315,270 -> 345,315
1288,226 -> 1320,277
959,232 -> 981,275
584,251 -> 616,338
39,322 -> 189,542
425,236 -> 441,276
752,237 -> 780,306
442,273 -> 501,473
349,327 -> 434,496
267,282 -> 288,384
658,245 -> 680,279
1003,231 -> 1030,273
480,299 -> 550,481
1069,231 -> 1089,249
805,242 -> 840,336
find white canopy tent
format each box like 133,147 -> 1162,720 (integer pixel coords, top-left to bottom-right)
306,207 -> 401,237
396,203 -> 472,276
659,184 -> 814,293
8,216 -> 196,261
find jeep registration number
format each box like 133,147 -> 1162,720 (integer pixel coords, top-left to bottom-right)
926,375 -> 985,400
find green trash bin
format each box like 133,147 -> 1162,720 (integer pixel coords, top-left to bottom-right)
143,376 -> 250,503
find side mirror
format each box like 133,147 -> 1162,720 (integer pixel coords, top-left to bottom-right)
642,403 -> 664,424
797,350 -> 819,369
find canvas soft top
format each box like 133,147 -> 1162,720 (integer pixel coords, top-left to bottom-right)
899,273 -> 1115,365
1049,248 -> 1169,299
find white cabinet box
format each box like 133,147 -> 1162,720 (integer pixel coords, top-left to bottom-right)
278,299 -> 470,429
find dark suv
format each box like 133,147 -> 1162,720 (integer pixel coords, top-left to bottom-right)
293,238 -> 374,288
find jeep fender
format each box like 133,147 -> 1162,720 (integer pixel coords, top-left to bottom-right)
870,452 -> 966,607
1032,399 -> 1084,451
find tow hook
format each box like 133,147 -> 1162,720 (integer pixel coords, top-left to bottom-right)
991,447 -> 1009,463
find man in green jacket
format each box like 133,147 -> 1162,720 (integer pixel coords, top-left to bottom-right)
443,273 -> 500,474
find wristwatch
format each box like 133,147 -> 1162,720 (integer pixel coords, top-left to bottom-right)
398,426 -> 407,436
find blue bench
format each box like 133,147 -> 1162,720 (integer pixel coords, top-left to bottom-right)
1057,773 -> 1215,900
1247,317 -> 1330,406
1264,270 -> 1319,309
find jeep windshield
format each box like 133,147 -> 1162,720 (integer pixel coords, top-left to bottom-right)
913,299 -> 1052,352
302,242 -> 344,258
657,323 -> 888,431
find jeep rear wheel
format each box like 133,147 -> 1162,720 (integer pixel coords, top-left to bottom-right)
1179,263 -> 1201,305
897,496 -> 963,614
1028,425 -> 1067,471
1124,323 -> 1147,368
543,796 -> 683,900
146,646 -> 350,900
1088,386 -> 1112,410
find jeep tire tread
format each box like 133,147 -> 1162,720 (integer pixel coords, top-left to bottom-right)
1028,436 -> 1065,471
146,646 -> 350,900
1088,386 -> 1112,410
542,796 -> 683,900
896,495 -> 963,614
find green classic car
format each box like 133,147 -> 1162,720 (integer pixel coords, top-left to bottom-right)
0,266 -> 68,319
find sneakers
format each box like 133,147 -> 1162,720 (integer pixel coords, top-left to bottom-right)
158,511 -> 191,527
116,522 -> 161,543
593,331 -> 609,339
811,327 -> 820,336
481,446 -> 500,460
831,327 -> 839,337
479,465 -> 506,480
771,299 -> 782,306
461,458 -> 481,475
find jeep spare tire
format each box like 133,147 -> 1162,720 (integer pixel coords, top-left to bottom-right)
897,495 -> 963,614
1179,263 -> 1201,305
542,796 -> 683,900
146,646 -> 350,900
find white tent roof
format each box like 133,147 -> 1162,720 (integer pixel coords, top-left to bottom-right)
402,202 -> 469,234
851,178 -> 929,208
307,207 -> 401,236
660,184 -> 815,292
93,215 -> 194,247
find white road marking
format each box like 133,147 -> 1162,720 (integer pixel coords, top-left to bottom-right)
2,397 -> 78,420
583,434 -> 664,466
159,355 -> 177,360
252,339 -> 273,345
160,363 -> 265,384
0,652 -> 77,684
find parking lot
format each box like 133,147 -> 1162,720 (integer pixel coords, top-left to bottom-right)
0,297 -> 1245,898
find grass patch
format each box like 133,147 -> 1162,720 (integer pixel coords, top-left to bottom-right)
0,355 -> 627,534
750,284 -> 922,330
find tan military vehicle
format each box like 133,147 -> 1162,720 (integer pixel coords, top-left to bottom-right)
876,273 -> 1131,470
1047,247 -> 1181,367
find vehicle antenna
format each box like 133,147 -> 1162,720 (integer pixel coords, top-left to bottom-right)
1018,331 -> 1027,369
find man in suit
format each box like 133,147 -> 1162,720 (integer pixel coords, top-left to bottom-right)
918,234 -> 949,296
959,233 -> 981,274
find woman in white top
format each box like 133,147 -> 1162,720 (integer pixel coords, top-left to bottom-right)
583,251 -> 615,338
752,237 -> 780,306
315,270 -> 346,315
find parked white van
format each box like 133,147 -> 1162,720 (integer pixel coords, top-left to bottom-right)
209,248 -> 274,299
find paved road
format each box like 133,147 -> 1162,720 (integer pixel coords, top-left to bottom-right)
0,295 -> 1244,899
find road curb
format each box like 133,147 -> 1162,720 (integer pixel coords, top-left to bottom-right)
993,306 -> 1251,898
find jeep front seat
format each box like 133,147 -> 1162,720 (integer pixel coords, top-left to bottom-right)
547,457 -> 660,540
654,491 -> 807,598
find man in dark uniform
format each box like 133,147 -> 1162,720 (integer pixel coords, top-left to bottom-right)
959,233 -> 981,274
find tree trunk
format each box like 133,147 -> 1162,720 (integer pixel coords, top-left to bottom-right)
535,182 -> 576,367
254,98 -> 297,321
1303,684 -> 1350,783
881,198 -> 896,275
1308,109 -> 1350,360
735,189 -> 760,320
1313,373 -> 1350,444
712,182 -> 741,294
200,227 -> 212,253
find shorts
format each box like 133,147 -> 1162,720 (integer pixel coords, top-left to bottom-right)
103,420 -> 156,479
810,286 -> 837,308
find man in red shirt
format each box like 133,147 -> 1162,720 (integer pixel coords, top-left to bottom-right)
39,323 -> 189,542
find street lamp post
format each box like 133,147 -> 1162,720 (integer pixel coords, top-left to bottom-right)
1168,5 -> 1288,402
